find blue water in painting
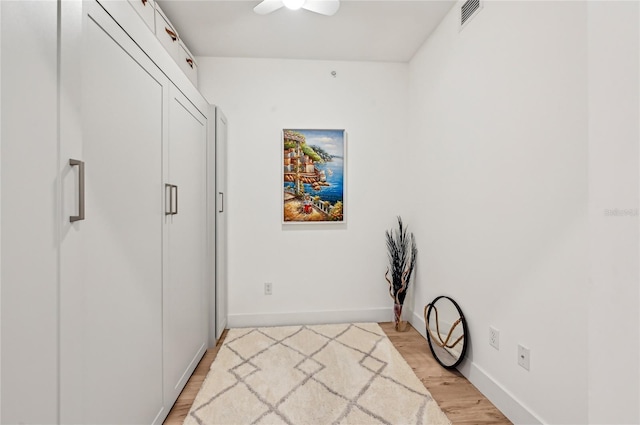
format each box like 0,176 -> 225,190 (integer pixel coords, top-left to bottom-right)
284,157 -> 344,204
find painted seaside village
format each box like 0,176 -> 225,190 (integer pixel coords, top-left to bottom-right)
283,129 -> 344,222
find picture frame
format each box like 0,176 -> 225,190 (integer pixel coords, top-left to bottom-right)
282,129 -> 346,224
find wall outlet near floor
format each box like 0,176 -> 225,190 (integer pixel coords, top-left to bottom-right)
264,282 -> 272,295
489,326 -> 500,350
518,344 -> 530,371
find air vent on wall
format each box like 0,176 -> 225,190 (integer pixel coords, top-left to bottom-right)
460,0 -> 483,30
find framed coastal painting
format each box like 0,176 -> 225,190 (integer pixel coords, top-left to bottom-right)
282,129 -> 346,224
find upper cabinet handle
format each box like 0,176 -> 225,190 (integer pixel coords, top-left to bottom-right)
186,58 -> 194,69
141,0 -> 148,6
165,27 -> 177,42
69,159 -> 85,223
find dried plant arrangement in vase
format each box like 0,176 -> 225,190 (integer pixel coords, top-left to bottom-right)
385,216 -> 417,331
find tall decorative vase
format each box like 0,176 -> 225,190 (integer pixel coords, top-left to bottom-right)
394,303 -> 407,332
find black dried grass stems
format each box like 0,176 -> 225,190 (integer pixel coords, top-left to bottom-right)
385,216 -> 417,306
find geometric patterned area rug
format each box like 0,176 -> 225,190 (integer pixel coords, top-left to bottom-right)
184,323 -> 451,425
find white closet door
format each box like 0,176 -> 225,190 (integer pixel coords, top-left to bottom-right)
0,2 -> 59,423
60,2 -> 165,423
163,84 -> 207,405
215,109 -> 229,340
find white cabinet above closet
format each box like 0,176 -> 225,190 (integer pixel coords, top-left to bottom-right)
178,41 -> 199,86
128,0 -> 155,31
154,4 -> 199,87
155,4 -> 181,61
117,0 -> 200,87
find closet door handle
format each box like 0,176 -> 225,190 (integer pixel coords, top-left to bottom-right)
186,58 -> 194,69
172,185 -> 178,215
141,0 -> 148,5
165,183 -> 173,216
165,27 -> 177,42
69,159 -> 85,222
218,192 -> 224,213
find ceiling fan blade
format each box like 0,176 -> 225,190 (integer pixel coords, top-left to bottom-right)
254,0 -> 285,15
302,0 -> 340,16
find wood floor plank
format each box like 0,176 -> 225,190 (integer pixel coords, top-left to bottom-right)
164,324 -> 511,425
380,322 -> 511,425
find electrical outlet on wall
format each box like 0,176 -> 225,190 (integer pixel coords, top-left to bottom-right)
489,326 -> 500,350
264,282 -> 272,295
518,344 -> 530,370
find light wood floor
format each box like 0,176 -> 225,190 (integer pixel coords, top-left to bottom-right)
164,323 -> 511,425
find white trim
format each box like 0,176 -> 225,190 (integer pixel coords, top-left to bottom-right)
214,108 -> 228,342
229,307 -> 392,329
410,310 -> 545,425
0,2 -> 3,420
207,104 -> 217,348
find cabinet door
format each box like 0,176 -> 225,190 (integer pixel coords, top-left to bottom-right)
60,2 -> 165,423
215,109 -> 229,340
163,84 -> 207,406
128,0 -> 155,32
1,2 -> 59,423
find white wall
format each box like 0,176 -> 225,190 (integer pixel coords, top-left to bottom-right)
406,2 -> 590,423
198,57 -> 409,327
587,2 -> 639,423
198,2 -> 640,423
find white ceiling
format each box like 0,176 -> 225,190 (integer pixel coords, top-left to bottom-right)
155,0 -> 457,62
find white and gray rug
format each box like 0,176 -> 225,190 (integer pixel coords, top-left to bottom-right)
184,323 -> 451,425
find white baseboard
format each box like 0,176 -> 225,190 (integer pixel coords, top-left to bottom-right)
410,311 -> 544,425
228,307 -> 394,329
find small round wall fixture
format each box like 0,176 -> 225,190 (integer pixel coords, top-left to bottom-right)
423,295 -> 468,369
